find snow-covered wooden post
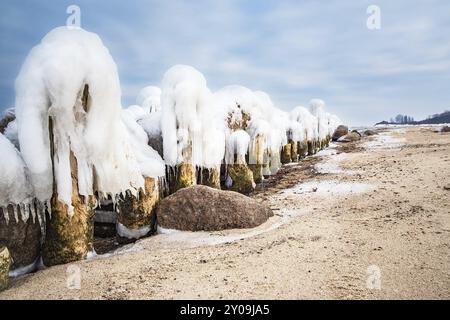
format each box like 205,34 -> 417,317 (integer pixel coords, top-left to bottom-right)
215,86 -> 258,193
161,65 -> 224,193
116,106 -> 166,241
42,85 -> 96,266
116,177 -> 159,241
0,246 -> 10,292
248,134 -> 266,183
15,27 -> 155,266
225,130 -> 255,194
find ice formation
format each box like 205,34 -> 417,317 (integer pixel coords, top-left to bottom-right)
0,134 -> 35,224
3,119 -> 19,149
14,27 -> 161,214
121,108 -> 165,178
290,106 -> 318,142
136,86 -> 161,113
160,65 -> 225,169
309,99 -> 329,140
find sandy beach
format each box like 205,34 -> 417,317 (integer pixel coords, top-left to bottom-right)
1,126 -> 449,300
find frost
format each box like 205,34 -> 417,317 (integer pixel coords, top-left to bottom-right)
160,65 -> 225,169
4,119 -> 19,149
116,221 -> 151,239
136,86 -> 161,113
0,133 -> 34,223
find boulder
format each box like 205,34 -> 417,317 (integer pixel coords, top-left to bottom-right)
441,126 -> 450,133
363,129 -> 378,136
332,125 -> 349,141
157,185 -> 273,231
338,131 -> 361,142
0,206 -> 42,272
0,246 -> 11,291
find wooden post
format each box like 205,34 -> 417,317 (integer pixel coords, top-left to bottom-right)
307,140 -> 315,156
0,246 -> 10,292
280,143 -> 292,164
0,204 -> 41,271
168,141 -> 196,194
298,140 -> 308,159
290,140 -> 298,162
116,176 -> 159,242
227,164 -> 255,194
42,85 -> 95,266
199,167 -> 221,189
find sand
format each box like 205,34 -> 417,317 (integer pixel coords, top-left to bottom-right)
1,126 -> 449,300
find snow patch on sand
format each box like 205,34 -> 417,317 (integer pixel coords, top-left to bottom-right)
282,180 -> 375,196
315,153 -> 361,175
363,132 -> 405,150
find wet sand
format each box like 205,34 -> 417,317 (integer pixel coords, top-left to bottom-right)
1,126 -> 449,299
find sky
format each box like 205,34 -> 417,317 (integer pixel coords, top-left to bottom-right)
0,0 -> 449,126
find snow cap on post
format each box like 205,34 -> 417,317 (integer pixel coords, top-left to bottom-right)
14,27 -> 157,211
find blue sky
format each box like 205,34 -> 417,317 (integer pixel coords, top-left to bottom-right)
1,0 -> 449,125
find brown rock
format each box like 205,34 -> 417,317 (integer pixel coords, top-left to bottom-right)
441,126 -> 450,133
157,185 -> 273,231
363,129 -> 378,136
332,125 -> 349,141
338,132 -> 361,142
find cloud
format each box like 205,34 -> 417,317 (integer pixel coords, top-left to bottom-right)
0,0 -> 449,126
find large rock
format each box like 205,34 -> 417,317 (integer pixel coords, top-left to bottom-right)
157,185 -> 273,231
0,246 -> 10,291
332,125 -> 349,141
338,131 -> 361,142
441,126 -> 450,133
0,206 -> 41,271
363,129 -> 378,136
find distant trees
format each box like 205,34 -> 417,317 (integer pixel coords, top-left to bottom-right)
391,114 -> 414,124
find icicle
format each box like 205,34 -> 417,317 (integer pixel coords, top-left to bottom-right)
30,201 -> 37,223
20,202 -> 29,223
1,206 -> 9,225
13,205 -> 19,223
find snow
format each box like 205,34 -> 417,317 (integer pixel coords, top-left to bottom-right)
291,106 -> 318,141
362,132 -> 405,150
116,221 -> 151,240
160,65 -> 225,169
282,180 -> 375,196
4,119 -> 19,149
136,86 -> 161,113
226,129 -> 250,164
0,134 -> 35,224
14,27 -> 159,214
8,258 -> 39,277
121,109 -> 165,178
138,111 -> 162,137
